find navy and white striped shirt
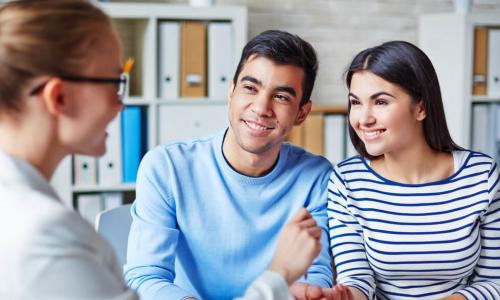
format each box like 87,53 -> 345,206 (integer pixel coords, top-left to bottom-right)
327,150 -> 500,300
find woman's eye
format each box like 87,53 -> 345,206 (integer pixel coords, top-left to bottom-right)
349,98 -> 360,105
375,99 -> 388,105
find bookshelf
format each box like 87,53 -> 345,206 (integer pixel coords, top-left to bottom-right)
50,2 -> 248,218
418,13 -> 500,155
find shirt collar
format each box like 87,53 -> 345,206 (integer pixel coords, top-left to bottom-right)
0,149 -> 59,200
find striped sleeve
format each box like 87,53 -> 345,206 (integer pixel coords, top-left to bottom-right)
327,165 -> 375,300
457,161 -> 500,300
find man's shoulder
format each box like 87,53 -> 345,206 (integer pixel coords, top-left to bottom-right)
145,134 -> 217,163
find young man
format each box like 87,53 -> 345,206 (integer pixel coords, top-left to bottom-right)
124,30 -> 333,299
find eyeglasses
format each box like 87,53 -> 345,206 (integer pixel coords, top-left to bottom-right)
29,73 -> 129,101
29,58 -> 134,102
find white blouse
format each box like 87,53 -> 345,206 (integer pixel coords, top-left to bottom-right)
0,150 -> 138,300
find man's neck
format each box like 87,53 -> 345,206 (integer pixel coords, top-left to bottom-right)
221,129 -> 281,177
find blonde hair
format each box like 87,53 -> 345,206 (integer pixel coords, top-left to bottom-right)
0,0 -> 112,112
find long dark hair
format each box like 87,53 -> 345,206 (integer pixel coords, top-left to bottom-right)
345,40 -> 461,159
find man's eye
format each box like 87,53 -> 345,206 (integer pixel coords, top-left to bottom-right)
243,85 -> 256,93
274,94 -> 290,102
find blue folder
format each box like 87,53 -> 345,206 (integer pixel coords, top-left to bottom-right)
122,106 -> 148,183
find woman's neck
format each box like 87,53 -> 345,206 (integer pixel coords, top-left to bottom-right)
0,117 -> 65,180
371,140 -> 455,184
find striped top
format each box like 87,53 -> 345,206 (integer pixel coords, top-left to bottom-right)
327,150 -> 500,300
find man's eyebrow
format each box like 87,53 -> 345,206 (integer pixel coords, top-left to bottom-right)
240,75 -> 262,86
275,86 -> 296,97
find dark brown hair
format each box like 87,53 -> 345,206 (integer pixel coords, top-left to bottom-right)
345,40 -> 461,159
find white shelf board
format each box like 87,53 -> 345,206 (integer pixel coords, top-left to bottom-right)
471,95 -> 500,103
72,183 -> 136,193
156,99 -> 228,105
124,97 -> 153,105
100,2 -> 247,21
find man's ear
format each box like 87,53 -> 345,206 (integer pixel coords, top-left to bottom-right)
294,100 -> 312,125
415,100 -> 426,121
227,81 -> 235,104
40,78 -> 65,116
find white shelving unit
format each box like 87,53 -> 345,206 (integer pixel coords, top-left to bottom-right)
51,2 -> 247,208
418,12 -> 500,149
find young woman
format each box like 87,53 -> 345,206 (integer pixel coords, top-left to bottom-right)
0,1 -> 321,299
327,41 -> 499,300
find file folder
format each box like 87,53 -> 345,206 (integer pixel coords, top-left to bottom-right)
487,29 -> 500,97
209,22 -> 233,100
180,21 -> 207,97
303,114 -> 324,156
158,21 -> 180,99
74,155 -> 97,186
324,114 -> 346,164
103,192 -> 124,210
472,27 -> 488,95
98,114 -> 122,185
77,194 -> 103,225
122,106 -> 147,183
157,104 -> 227,145
472,104 -> 490,155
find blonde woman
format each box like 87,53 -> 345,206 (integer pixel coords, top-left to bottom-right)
0,0 -> 137,298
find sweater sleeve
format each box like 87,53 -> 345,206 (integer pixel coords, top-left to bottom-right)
327,166 -> 376,300
123,149 -> 196,300
456,161 -> 500,300
300,160 -> 334,288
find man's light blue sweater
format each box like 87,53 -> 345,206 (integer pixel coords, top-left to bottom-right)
124,130 -> 333,299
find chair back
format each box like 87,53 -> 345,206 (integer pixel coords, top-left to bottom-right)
95,204 -> 132,266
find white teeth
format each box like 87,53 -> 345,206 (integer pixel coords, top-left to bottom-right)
364,130 -> 383,137
245,121 -> 269,131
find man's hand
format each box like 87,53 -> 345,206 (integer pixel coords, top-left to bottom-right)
268,208 -> 322,285
290,283 -> 357,300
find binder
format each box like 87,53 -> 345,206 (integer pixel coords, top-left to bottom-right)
209,22 -> 233,100
158,21 -> 180,99
487,29 -> 500,97
180,21 -> 207,97
122,106 -> 147,183
303,114 -> 324,156
495,104 -> 500,164
73,155 -> 97,186
98,114 -> 122,186
102,192 -> 124,210
287,126 -> 303,147
471,104 -> 490,154
324,115 -> 346,164
77,194 -> 103,225
345,124 -> 358,158
157,104 -> 227,145
472,27 -> 488,95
